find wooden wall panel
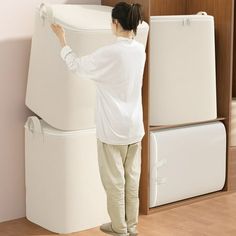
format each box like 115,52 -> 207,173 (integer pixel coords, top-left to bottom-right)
150,0 -> 187,16
228,147 -> 236,191
139,48 -> 149,215
232,6 -> 236,97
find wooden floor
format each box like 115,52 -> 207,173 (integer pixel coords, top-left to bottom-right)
1,192 -> 236,236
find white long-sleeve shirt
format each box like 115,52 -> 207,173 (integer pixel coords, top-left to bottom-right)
60,36 -> 146,145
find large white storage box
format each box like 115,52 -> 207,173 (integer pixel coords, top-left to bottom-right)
149,13 -> 217,125
24,116 -> 109,234
149,121 -> 226,208
230,98 -> 236,146
26,4 -> 149,131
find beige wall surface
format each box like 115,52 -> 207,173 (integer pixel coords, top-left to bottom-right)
0,0 -> 101,223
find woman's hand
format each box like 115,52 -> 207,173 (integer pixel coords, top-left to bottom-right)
50,24 -> 66,47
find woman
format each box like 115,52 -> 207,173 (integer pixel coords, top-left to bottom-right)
51,2 -> 146,236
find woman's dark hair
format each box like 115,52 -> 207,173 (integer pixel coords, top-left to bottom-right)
111,2 -> 143,35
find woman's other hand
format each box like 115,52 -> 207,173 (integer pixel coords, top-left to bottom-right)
50,24 -> 66,47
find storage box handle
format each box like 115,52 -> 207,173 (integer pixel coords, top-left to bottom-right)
197,11 -> 207,15
26,116 -> 43,134
39,3 -> 54,25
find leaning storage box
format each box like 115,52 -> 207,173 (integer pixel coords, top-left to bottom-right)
149,12 -> 217,125
149,121 -> 226,208
26,4 -> 149,131
24,116 -> 110,234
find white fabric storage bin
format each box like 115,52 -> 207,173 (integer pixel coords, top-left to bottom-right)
149,121 -> 226,208
149,13 -> 217,125
230,98 -> 236,146
26,4 -> 149,131
24,116 -> 109,234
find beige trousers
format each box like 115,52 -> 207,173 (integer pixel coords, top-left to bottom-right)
97,138 -> 142,234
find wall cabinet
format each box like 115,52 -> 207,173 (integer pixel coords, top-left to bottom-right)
102,0 -> 235,215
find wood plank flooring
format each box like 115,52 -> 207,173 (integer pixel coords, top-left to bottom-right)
1,192 -> 236,236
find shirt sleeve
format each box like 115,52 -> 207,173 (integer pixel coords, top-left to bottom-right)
60,45 -> 111,82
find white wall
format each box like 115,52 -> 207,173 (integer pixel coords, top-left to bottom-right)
0,0 -> 100,40
0,0 -> 101,223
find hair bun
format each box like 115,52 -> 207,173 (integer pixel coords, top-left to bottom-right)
112,2 -> 143,35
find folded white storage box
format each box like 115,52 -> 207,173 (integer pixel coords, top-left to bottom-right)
149,121 -> 226,208
230,98 -> 236,146
24,116 -> 109,234
26,4 -> 149,130
149,13 -> 217,125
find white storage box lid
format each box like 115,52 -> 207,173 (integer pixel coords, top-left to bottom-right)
151,12 -> 213,21
24,116 -> 94,136
38,3 -> 149,31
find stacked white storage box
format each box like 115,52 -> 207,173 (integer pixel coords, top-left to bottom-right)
25,4 -> 149,233
26,3 -> 149,131
149,12 -> 226,207
149,12 -> 217,126
24,117 -> 108,233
